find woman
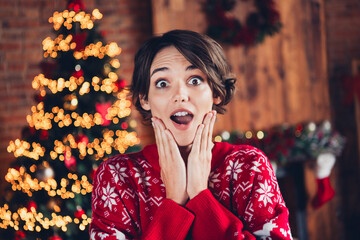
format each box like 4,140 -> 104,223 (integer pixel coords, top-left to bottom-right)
90,30 -> 292,240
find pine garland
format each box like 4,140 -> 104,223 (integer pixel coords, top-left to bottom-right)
205,0 -> 282,46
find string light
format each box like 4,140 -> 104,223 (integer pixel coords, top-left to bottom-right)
42,34 -> 74,58
5,167 -> 93,199
27,92 -> 132,130
245,131 -> 253,139
256,131 -> 265,140
73,41 -> 121,60
0,205 -> 91,231
49,9 -> 102,31
7,140 -> 45,160
51,130 -> 140,161
32,73 -> 121,94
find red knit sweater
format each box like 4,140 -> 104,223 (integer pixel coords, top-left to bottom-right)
90,142 -> 292,240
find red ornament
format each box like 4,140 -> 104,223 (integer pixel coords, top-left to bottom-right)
39,129 -> 49,140
116,79 -> 127,90
27,201 -> 37,212
96,102 -> 112,126
71,32 -> 87,52
67,0 -> 85,12
64,148 -> 76,170
15,230 -> 25,240
72,69 -> 84,78
48,236 -> 62,240
74,207 -> 85,219
76,134 -> 89,145
121,122 -> 128,129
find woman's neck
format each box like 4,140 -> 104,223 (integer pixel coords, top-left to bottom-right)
178,144 -> 192,163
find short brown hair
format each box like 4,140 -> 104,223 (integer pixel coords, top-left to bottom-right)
130,29 -> 236,123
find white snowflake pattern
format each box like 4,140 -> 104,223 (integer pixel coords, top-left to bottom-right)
133,167 -> 151,186
256,180 -> 274,207
108,163 -> 128,184
226,160 -> 244,180
101,183 -> 118,211
208,172 -> 221,188
250,161 -> 262,173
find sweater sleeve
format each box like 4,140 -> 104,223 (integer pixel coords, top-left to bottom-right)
185,146 -> 292,240
185,189 -> 255,240
90,158 -> 194,240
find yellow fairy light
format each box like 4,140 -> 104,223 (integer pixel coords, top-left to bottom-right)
245,131 -> 253,139
107,42 -> 121,57
92,9 -> 103,19
7,140 -> 45,160
110,59 -> 120,68
214,135 -> 222,142
5,167 -> 93,199
256,131 -> 264,139
129,120 -> 137,128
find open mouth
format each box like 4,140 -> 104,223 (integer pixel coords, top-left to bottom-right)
170,111 -> 194,125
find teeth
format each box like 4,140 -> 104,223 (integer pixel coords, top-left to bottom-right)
173,111 -> 189,117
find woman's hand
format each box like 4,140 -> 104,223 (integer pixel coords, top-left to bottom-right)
187,110 -> 217,199
152,117 -> 188,205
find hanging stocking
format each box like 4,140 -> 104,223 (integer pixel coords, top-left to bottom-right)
312,152 -> 336,209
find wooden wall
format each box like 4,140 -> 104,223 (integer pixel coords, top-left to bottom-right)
150,0 -> 338,239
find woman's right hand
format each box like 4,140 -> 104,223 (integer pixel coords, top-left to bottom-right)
152,117 -> 188,205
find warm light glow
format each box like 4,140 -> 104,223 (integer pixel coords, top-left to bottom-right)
7,140 -> 45,160
214,136 -> 222,142
49,9 -> 103,31
245,131 -> 253,139
73,42 -> 121,60
0,204 -> 91,232
4,168 -> 93,199
257,131 -> 264,139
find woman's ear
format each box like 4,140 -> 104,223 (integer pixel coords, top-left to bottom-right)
213,96 -> 221,105
140,95 -> 151,111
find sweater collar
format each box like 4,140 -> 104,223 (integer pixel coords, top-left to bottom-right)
142,142 -> 234,172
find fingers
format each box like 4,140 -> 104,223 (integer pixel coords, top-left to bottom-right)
152,117 -> 169,168
152,117 -> 182,164
200,111 -> 213,152
192,124 -> 204,157
152,117 -> 165,160
200,110 -> 216,152
208,110 -> 216,150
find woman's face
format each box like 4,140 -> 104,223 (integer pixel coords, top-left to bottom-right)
141,46 -> 220,146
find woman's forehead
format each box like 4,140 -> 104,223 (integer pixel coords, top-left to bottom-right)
150,46 -> 189,72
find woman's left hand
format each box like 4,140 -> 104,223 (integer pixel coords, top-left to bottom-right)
187,110 -> 217,199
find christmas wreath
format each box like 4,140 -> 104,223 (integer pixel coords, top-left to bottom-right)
205,0 -> 282,46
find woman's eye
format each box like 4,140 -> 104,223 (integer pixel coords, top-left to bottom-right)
155,79 -> 169,88
188,77 -> 203,86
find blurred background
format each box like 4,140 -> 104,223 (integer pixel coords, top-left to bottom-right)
0,0 -> 359,239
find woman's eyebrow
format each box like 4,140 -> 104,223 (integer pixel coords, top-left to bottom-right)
151,67 -> 168,77
150,65 -> 198,77
186,65 -> 197,71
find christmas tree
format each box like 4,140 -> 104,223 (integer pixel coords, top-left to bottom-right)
0,0 -> 140,239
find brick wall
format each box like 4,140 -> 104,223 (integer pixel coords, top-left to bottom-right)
0,0 -> 153,194
324,0 -> 360,239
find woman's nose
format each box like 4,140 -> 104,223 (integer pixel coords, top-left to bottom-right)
173,83 -> 189,103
